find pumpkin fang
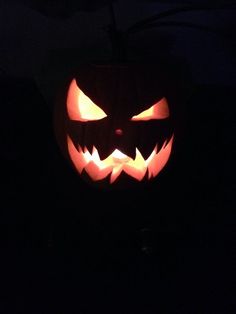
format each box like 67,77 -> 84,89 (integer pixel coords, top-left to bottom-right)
67,135 -> 174,183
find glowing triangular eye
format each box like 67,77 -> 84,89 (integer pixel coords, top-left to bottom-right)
67,79 -> 107,121
131,97 -> 169,121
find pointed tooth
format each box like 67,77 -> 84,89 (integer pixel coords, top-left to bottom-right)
115,146 -> 136,160
67,136 -> 87,173
110,166 -> 123,183
135,148 -> 146,162
123,164 -> 147,181
83,147 -> 92,163
91,146 -> 100,162
147,135 -> 174,178
122,148 -> 147,181
84,161 -> 112,181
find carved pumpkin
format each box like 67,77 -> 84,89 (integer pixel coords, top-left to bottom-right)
54,64 -> 174,188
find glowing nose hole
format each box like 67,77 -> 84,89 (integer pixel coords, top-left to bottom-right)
115,128 -> 123,136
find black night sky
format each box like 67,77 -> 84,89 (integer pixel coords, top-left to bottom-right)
0,1 -> 236,313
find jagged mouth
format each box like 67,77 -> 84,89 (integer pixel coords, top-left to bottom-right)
67,135 -> 174,183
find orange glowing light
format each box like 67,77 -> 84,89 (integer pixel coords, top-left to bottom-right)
131,97 -> 169,121
67,135 -> 174,183
67,79 -> 107,121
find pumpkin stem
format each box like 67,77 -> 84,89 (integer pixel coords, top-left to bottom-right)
106,3 -> 127,62
125,3 -> 235,35
109,2 -> 117,31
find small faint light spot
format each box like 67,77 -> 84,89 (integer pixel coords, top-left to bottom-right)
115,128 -> 123,136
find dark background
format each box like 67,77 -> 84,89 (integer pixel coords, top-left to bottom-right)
0,1 -> 236,313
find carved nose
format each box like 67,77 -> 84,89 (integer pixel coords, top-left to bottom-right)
115,128 -> 123,136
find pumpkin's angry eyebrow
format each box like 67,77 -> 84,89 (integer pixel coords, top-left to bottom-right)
69,78 -> 170,122
67,79 -> 107,122
131,97 -> 170,121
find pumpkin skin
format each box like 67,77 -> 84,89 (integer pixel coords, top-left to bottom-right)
54,64 -> 174,189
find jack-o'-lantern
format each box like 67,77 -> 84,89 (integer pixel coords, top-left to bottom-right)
54,64 -> 175,189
